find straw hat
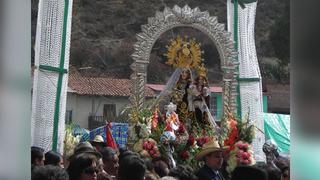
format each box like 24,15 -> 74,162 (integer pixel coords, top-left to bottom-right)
91,135 -> 105,143
195,140 -> 228,161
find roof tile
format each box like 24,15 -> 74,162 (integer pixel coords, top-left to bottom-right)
68,73 -> 155,97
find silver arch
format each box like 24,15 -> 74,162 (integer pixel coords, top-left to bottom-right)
130,5 -> 239,114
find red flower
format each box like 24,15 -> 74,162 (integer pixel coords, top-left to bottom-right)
149,149 -> 156,155
237,143 -> 244,149
242,143 -> 249,150
204,137 -> 210,143
196,138 -> 205,147
197,137 -> 211,147
224,124 -> 238,151
177,124 -> 186,134
187,135 -> 195,146
146,143 -> 153,150
179,150 -> 190,159
197,138 -> 204,147
143,141 -> 148,149
241,152 -> 249,159
236,151 -> 243,158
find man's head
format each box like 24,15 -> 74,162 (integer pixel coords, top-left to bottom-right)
44,150 -> 64,168
195,140 -> 227,170
31,146 -> 45,166
90,135 -> 106,152
101,147 -> 119,176
118,154 -> 146,180
69,142 -> 102,161
204,151 -> 224,170
67,153 -> 98,180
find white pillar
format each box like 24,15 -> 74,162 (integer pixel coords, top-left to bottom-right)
31,0 -> 73,153
227,0 -> 265,162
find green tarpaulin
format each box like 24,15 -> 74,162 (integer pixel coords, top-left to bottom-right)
264,113 -> 290,152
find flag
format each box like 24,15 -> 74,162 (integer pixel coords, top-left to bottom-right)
106,123 -> 118,150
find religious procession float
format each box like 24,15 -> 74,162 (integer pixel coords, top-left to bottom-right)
124,34 -> 255,176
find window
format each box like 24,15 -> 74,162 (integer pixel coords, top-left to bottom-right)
103,104 -> 116,121
210,96 -> 218,119
65,110 -> 72,124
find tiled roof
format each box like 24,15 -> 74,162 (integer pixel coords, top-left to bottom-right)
146,84 -> 223,93
209,86 -> 223,93
68,73 -> 155,97
146,84 -> 166,92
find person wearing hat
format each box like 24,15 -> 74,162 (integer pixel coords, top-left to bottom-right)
68,142 -> 102,162
90,135 -> 106,152
67,142 -> 103,180
195,140 -> 228,180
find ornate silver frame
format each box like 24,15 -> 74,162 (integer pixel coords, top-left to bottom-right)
130,5 -> 238,114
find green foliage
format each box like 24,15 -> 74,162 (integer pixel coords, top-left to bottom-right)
262,63 -> 289,83
149,120 -> 165,142
64,123 -> 81,159
270,2 -> 290,67
236,114 -> 255,144
121,105 -> 152,124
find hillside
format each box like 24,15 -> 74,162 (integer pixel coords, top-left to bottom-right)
31,0 -> 290,84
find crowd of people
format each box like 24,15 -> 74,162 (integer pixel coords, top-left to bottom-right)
31,136 -> 290,180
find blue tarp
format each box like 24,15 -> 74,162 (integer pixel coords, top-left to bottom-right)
81,122 -> 129,148
263,113 -> 290,152
72,124 -> 89,137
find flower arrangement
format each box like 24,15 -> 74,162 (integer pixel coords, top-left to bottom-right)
174,133 -> 213,169
123,103 -> 154,149
64,124 -> 81,160
133,138 -> 161,159
223,113 -> 238,153
222,110 -> 256,175
142,138 -> 161,158
226,141 -> 255,173
223,111 -> 255,151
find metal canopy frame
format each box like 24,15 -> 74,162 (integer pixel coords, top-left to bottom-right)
130,5 -> 239,115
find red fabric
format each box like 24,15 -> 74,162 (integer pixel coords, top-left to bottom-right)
224,118 -> 238,155
106,123 -> 118,150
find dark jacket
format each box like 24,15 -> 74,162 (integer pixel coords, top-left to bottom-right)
196,165 -> 224,180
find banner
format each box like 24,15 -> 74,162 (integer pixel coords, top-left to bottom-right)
264,113 -> 290,152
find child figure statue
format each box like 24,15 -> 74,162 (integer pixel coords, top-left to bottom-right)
160,102 -> 180,168
161,102 -> 180,143
190,63 -> 211,124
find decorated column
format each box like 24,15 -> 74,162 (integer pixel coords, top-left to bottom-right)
31,0 -> 73,153
227,0 -> 265,162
